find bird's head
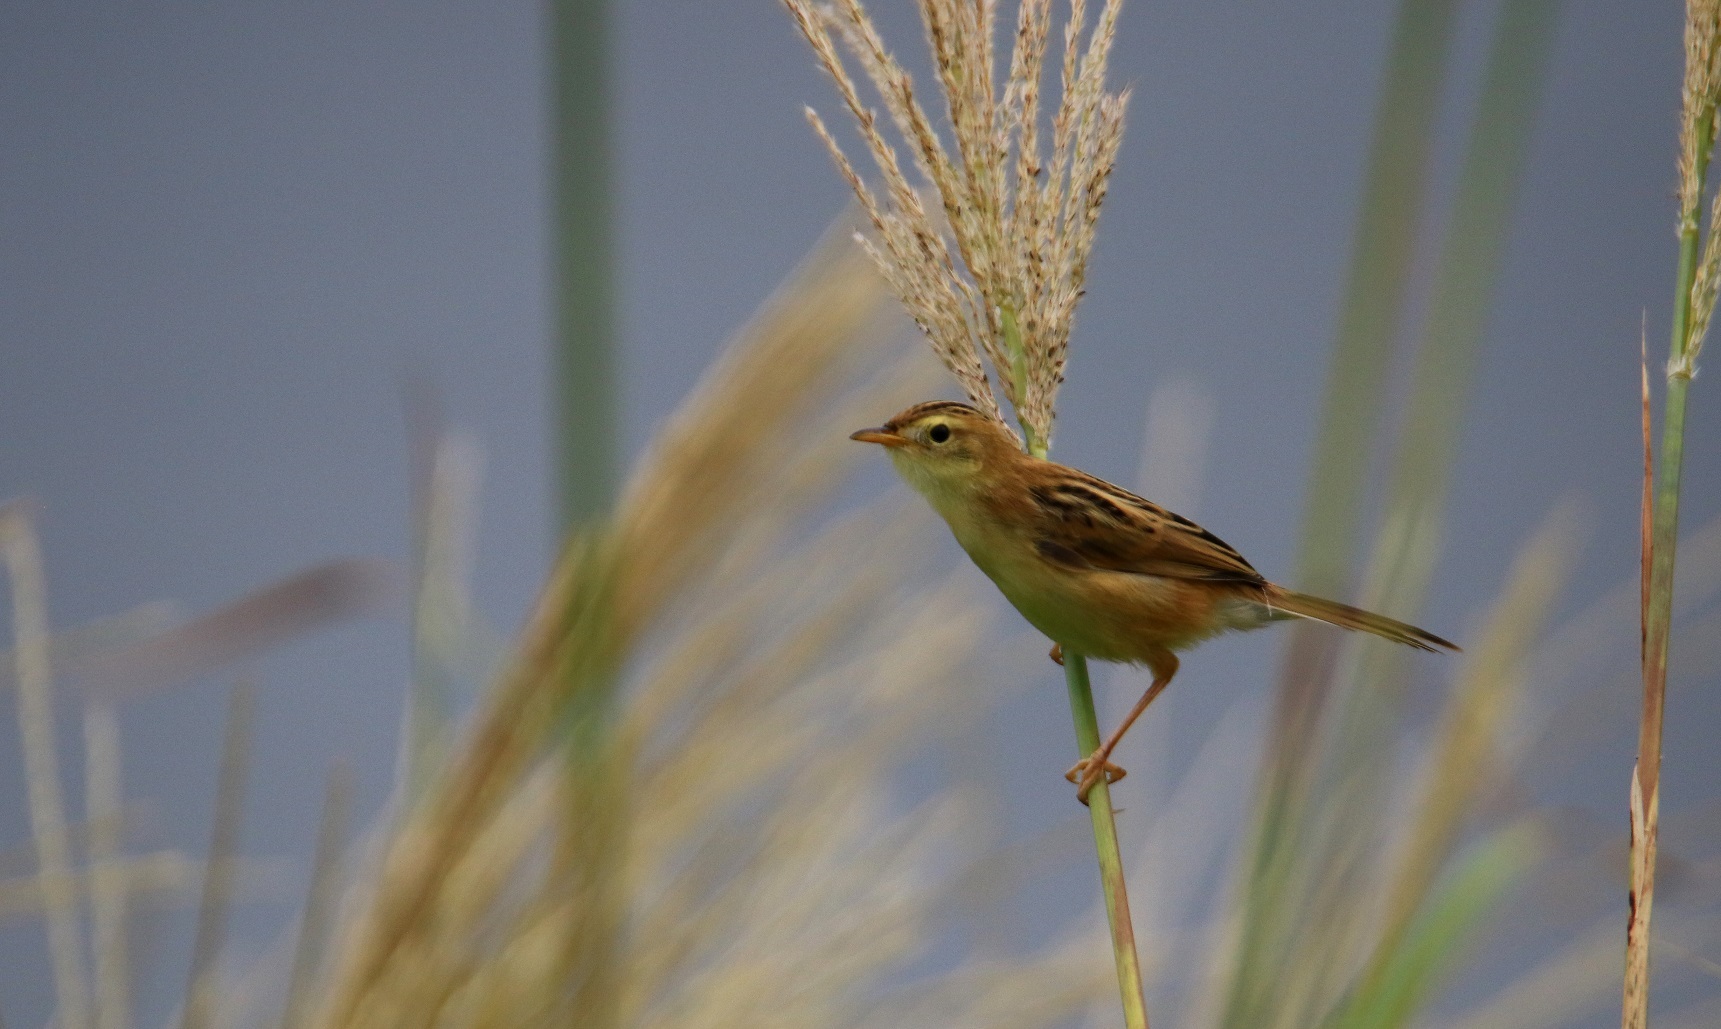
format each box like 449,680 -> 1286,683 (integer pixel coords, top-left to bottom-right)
849,400 -> 1021,501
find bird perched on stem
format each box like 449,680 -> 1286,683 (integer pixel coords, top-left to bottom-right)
851,400 -> 1459,803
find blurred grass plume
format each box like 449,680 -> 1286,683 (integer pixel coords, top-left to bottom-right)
301,225 -> 1116,1029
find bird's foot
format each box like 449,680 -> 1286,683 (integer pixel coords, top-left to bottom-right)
1048,643 -> 1064,666
1065,752 -> 1126,805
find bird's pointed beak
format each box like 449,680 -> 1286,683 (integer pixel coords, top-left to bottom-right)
850,427 -> 911,448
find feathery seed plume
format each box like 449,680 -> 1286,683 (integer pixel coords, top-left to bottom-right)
1676,0 -> 1721,375
784,0 -> 1129,452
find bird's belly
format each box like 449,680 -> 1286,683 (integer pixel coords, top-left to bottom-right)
971,549 -> 1262,663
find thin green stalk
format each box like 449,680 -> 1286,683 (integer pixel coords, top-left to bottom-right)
1062,652 -> 1150,1029
1227,2 -> 1460,1020
1030,434 -> 1147,1029
1226,3 -> 1555,1022
1362,0 -> 1556,620
1292,0 -> 1462,604
1640,110 -> 1708,808
1255,0 -> 1462,883
1625,94 -> 1712,1029
1294,4 -> 1557,1013
549,4 -> 627,1021
551,0 -> 617,531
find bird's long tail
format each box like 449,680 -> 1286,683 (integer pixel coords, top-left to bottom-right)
1263,585 -> 1459,653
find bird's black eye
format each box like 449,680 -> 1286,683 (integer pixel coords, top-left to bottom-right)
928,423 -> 952,444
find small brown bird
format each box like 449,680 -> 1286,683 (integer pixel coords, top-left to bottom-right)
851,400 -> 1458,802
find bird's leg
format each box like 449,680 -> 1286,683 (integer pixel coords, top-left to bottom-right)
1067,648 -> 1179,804
1048,643 -> 1064,665
1064,756 -> 1127,796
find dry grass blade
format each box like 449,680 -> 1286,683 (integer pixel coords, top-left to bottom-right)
85,700 -> 130,1029
278,762 -> 353,1029
403,431 -> 486,798
181,680 -> 257,1029
0,602 -> 177,693
0,852 -> 290,919
309,529 -> 606,1029
70,559 -> 400,699
0,500 -> 92,1029
1624,328 -> 1656,1029
1623,763 -> 1659,1029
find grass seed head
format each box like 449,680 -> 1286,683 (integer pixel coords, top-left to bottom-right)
784,0 -> 1129,451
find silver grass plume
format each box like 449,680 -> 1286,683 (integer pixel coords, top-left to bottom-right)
783,0 -> 1129,452
1676,0 -> 1721,375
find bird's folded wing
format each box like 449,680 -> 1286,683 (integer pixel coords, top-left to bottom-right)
1026,471 -> 1264,584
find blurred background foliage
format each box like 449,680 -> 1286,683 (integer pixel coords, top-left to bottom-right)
1,1 -> 1719,1027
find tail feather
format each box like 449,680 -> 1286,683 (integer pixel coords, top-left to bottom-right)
1264,586 -> 1459,653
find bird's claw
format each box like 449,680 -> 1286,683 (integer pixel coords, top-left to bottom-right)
1048,643 -> 1064,666
1065,753 -> 1126,805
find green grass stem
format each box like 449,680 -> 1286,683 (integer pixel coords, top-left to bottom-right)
1029,430 -> 1147,1029
1639,112 -> 1709,812
551,0 -> 617,531
1291,0 -> 1461,605
1255,0 -> 1462,896
1626,69 -> 1713,1029
1360,0 -> 1557,622
1227,1 -> 1460,1018
548,6 -> 629,1020
1224,2 -> 1555,1023
1061,652 -> 1148,1029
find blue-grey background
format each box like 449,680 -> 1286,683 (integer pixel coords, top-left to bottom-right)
1,0 -> 1716,1025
